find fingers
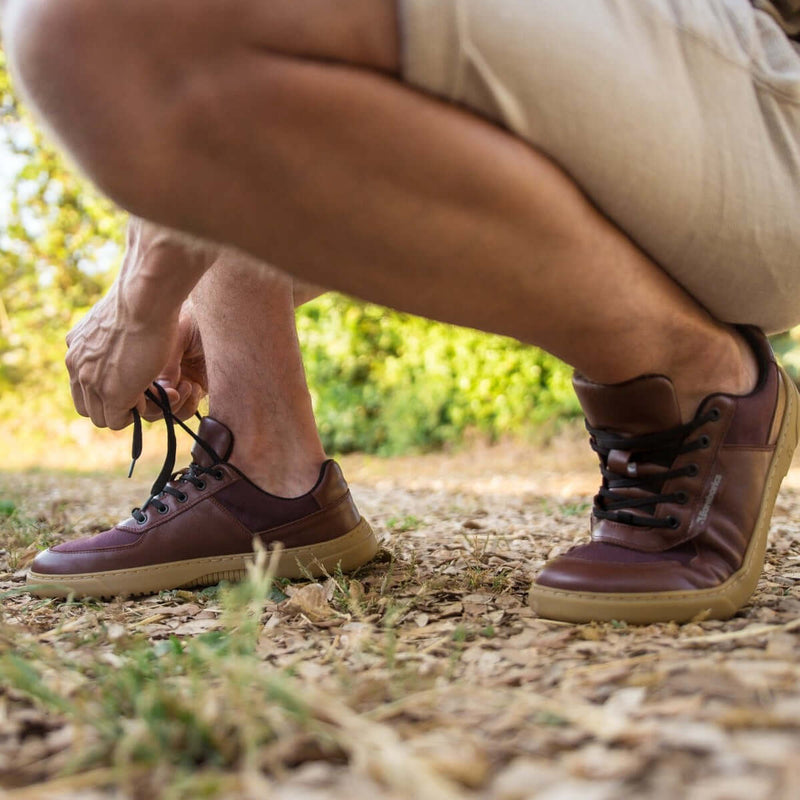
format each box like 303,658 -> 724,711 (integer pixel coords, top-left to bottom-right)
172,380 -> 206,420
140,306 -> 204,422
67,333 -> 148,430
68,369 -> 88,419
71,382 -> 139,430
105,395 -> 143,430
141,379 -> 205,422
141,382 -> 181,422
169,379 -> 206,420
63,217 -> 204,430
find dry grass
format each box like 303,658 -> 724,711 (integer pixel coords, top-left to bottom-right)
1,435 -> 800,799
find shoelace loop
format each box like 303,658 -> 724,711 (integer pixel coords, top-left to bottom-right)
588,407 -> 720,529
128,385 -> 223,524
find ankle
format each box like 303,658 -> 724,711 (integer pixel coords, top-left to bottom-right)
231,446 -> 327,497
205,403 -> 327,496
670,325 -> 759,422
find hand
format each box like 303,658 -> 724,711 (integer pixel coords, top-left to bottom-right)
141,300 -> 208,422
65,219 -> 215,429
65,281 -> 181,429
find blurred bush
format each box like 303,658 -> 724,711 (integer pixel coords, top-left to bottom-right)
299,296 -> 580,454
0,48 -> 127,432
0,51 -> 579,457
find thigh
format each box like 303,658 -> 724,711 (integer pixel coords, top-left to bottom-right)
399,0 -> 800,332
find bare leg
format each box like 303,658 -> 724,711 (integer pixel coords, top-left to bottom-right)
191,252 -> 326,496
4,0 -> 756,421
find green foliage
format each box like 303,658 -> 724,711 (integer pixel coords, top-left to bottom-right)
0,49 -> 581,457
297,296 -> 580,454
0,47 -> 125,411
770,330 -> 800,384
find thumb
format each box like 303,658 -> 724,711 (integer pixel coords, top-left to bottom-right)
156,338 -> 183,388
155,313 -> 195,389
141,326 -> 186,419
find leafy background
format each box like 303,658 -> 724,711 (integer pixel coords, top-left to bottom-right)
5,49 -> 799,463
0,49 -> 580,463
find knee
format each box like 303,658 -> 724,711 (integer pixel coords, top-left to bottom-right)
3,0 -> 200,216
4,0 -> 134,193
4,0 -> 107,125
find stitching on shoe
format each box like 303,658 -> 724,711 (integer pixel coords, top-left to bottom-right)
207,495 -> 254,537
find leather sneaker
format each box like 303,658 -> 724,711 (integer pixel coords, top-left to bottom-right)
28,416 -> 378,598
529,327 -> 800,624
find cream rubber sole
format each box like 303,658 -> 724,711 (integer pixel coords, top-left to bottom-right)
528,368 -> 800,625
27,518 -> 378,599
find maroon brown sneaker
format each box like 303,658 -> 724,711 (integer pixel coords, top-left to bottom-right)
529,328 -> 800,624
27,416 -> 378,598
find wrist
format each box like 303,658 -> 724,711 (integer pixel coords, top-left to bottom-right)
117,231 -> 214,326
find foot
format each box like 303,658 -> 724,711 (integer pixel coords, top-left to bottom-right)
529,327 -> 800,624
27,417 -> 378,598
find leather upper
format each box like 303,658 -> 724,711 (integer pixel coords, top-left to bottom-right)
536,328 -> 785,593
32,417 -> 362,576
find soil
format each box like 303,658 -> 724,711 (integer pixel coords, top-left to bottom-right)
1,434 -> 799,799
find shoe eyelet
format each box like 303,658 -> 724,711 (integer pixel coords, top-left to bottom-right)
135,512 -> 148,525
687,464 -> 700,477
709,407 -> 721,421
676,491 -> 689,505
176,492 -> 189,503
213,469 -> 224,481
157,503 -> 170,515
699,435 -> 711,448
667,516 -> 680,530
196,480 -> 207,491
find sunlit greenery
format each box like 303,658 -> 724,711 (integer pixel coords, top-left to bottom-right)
298,298 -> 579,454
0,49 -> 125,412
0,49 -> 577,458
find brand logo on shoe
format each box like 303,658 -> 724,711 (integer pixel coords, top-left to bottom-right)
696,473 -> 723,526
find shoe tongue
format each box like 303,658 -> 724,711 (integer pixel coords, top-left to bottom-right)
572,373 -> 683,435
191,417 -> 234,466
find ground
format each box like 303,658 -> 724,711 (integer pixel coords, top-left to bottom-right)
1,430 -> 800,800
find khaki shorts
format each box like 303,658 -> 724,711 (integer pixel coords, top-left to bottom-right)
398,0 -> 800,333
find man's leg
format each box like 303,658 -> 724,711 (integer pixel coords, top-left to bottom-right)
190,252 -> 326,496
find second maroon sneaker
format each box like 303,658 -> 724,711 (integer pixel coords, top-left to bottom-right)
28,416 -> 378,599
529,328 -> 800,624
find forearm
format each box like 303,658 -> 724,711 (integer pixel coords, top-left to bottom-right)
64,218 -> 218,429
117,219 -> 218,327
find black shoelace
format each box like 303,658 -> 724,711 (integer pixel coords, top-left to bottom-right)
128,383 -> 224,523
589,406 -> 721,529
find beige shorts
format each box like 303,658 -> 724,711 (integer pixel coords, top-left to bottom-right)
398,0 -> 800,333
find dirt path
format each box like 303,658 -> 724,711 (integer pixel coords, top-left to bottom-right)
1,437 -> 799,799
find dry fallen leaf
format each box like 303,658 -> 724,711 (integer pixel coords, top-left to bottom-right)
282,583 -> 336,622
